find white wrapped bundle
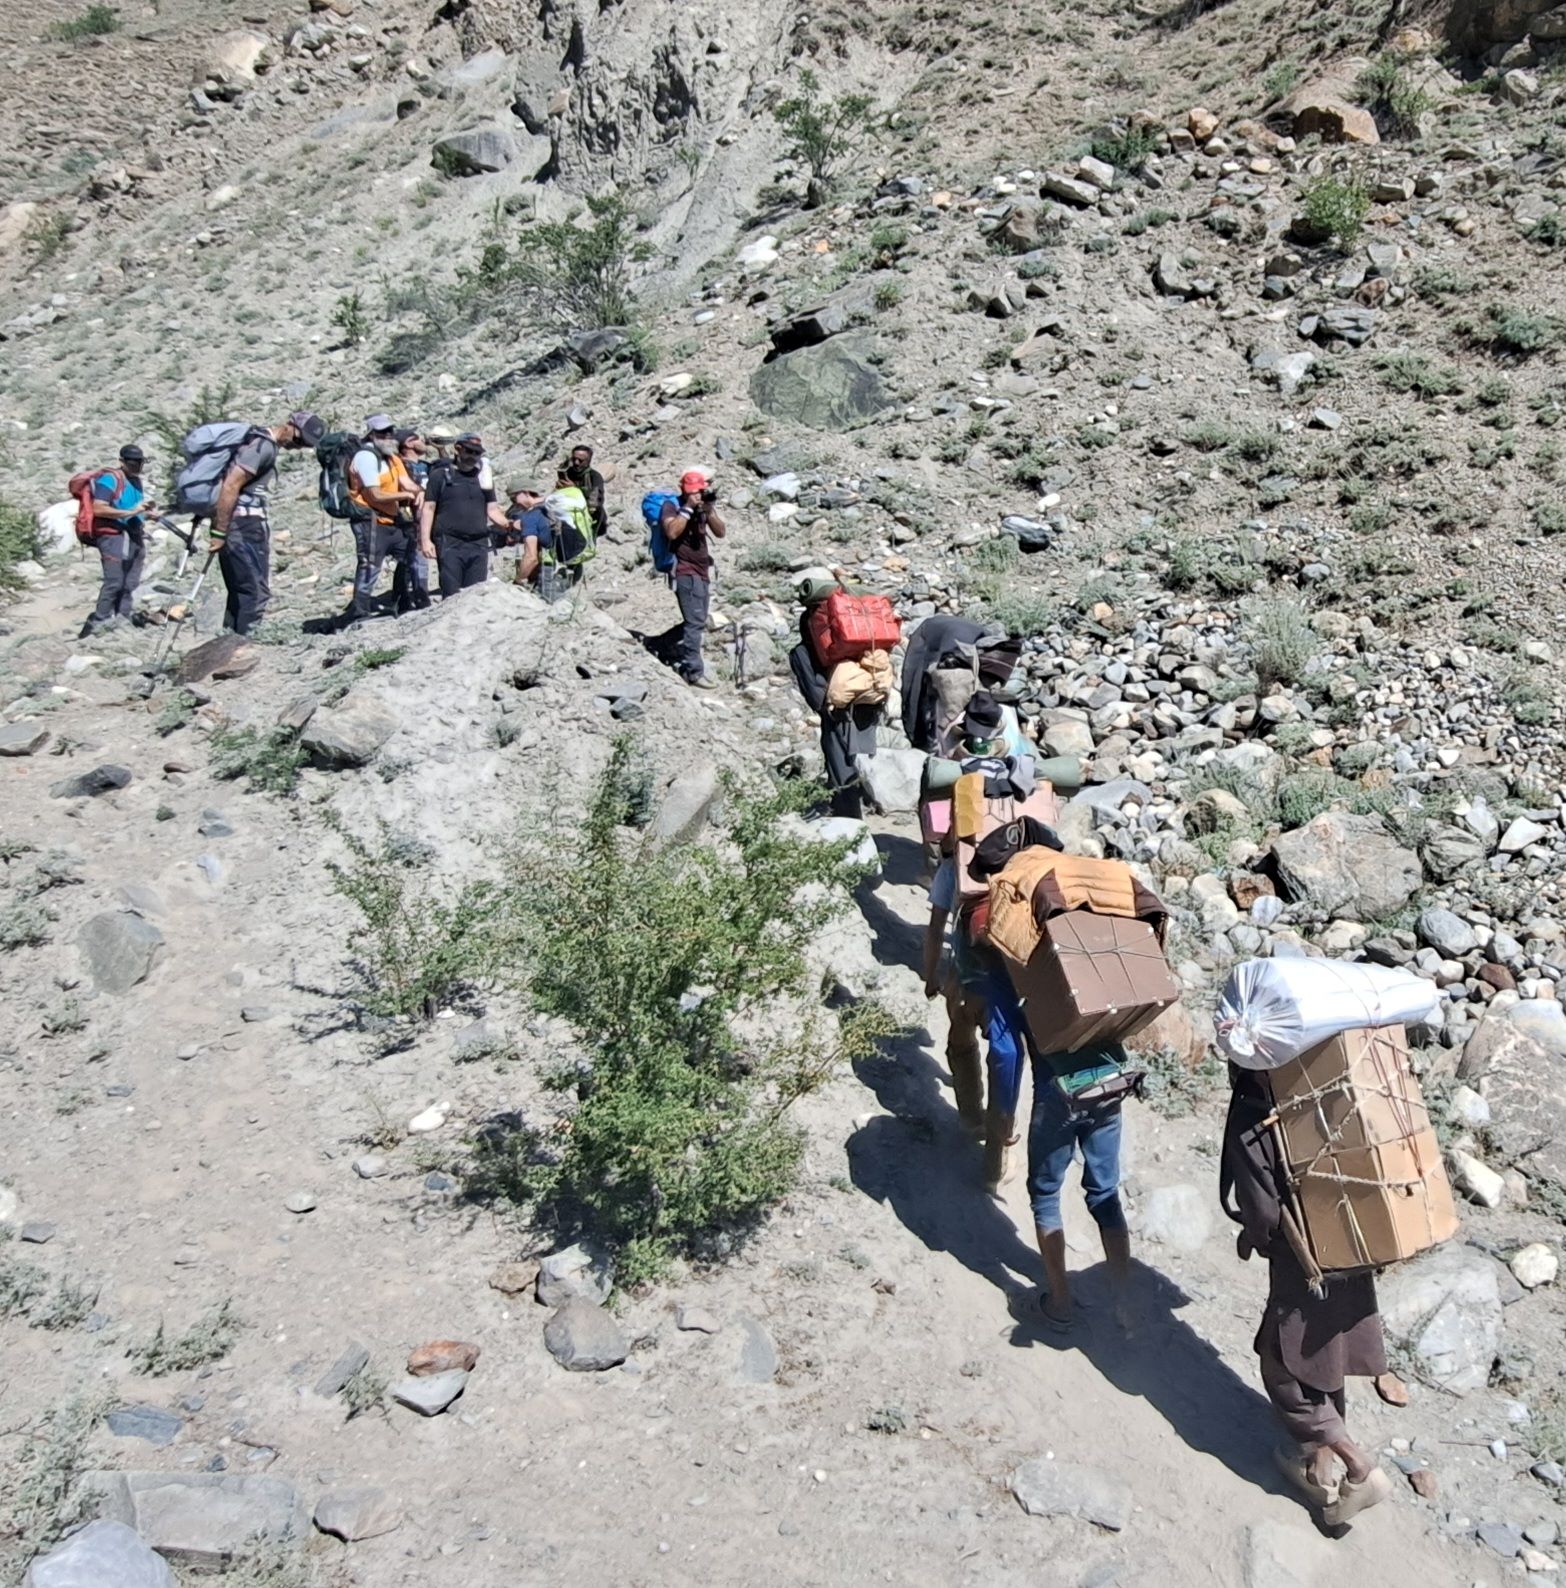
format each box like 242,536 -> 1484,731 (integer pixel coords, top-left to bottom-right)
1215,957 -> 1441,1070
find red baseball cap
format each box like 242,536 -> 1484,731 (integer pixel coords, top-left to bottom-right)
680,469 -> 708,493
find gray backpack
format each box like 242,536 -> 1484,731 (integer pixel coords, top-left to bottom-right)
174,421 -> 265,516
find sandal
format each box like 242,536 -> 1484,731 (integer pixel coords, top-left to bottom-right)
1322,1467 -> 1392,1527
1272,1444 -> 1338,1509
1373,1371 -> 1410,1408
1015,1291 -> 1074,1334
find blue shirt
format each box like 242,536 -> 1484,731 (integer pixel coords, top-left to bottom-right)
92,470 -> 145,531
511,504 -> 552,550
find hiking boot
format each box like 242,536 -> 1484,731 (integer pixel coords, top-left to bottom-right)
686,674 -> 718,691
982,1106 -> 1018,1195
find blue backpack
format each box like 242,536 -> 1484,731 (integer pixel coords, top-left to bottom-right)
641,488 -> 678,575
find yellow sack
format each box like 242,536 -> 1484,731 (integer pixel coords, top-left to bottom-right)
986,850 -> 1140,967
826,649 -> 892,710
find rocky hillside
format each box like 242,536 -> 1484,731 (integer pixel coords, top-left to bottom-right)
4,0 -> 1566,1583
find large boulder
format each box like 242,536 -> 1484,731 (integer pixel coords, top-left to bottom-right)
749,331 -> 892,431
301,695 -> 397,767
1280,89 -> 1380,144
24,1520 -> 175,1588
84,1472 -> 306,1570
1458,997 -> 1566,1186
1268,811 -> 1420,922
197,30 -> 272,84
433,126 -> 549,177
1377,1245 -> 1503,1395
78,912 -> 164,994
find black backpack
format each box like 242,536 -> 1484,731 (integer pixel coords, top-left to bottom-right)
316,431 -> 362,520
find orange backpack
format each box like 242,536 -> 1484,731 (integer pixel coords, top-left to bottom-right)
67,467 -> 124,544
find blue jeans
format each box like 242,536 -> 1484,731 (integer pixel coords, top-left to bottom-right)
1026,1076 -> 1126,1235
980,961 -> 1030,1121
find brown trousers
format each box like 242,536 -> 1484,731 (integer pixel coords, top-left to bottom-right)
943,972 -> 985,1127
1260,1343 -> 1349,1449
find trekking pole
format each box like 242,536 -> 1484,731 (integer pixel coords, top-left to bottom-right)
157,516 -> 195,580
152,551 -> 216,674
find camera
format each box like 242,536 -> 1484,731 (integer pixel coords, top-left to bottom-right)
701,488 -> 718,504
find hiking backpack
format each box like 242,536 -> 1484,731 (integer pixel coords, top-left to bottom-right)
542,485 -> 597,570
316,430 -> 362,520
174,421 -> 266,517
65,467 -> 126,545
641,488 -> 678,575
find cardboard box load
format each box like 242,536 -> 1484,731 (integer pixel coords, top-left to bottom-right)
1267,1024 -> 1458,1273
987,850 -> 1167,970
1009,910 -> 1181,1054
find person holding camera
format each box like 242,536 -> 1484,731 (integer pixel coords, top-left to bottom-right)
660,468 -> 726,690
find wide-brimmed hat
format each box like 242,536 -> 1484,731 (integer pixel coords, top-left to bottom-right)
962,691 -> 1004,742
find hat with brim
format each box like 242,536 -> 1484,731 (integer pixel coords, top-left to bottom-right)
427,423 -> 459,444
455,433 -> 485,454
507,478 -> 545,497
289,411 -> 327,448
365,413 -> 395,434
119,444 -> 145,464
962,691 -> 1004,742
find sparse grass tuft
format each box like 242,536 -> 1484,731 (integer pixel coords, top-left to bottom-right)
209,726 -> 305,796
1460,303 -> 1563,358
129,1298 -> 242,1376
1357,54 -> 1433,139
1139,1045 -> 1224,1119
1245,597 -> 1316,690
0,901 -> 54,951
341,1360 -> 389,1420
1374,352 -> 1463,399
49,5 -> 119,40
0,1396 -> 104,1581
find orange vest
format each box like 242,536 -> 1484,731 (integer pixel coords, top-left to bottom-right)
349,450 -> 416,525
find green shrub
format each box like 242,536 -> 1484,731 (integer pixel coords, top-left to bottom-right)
484,739 -> 894,1283
1374,351 -> 1462,398
0,1396 -> 103,1582
1528,212 -> 1566,249
129,1299 -> 242,1375
985,590 -> 1055,637
1461,303 -> 1563,357
0,498 -> 43,591
1357,54 -> 1433,139
1090,124 -> 1159,172
1122,206 -> 1177,236
868,223 -> 908,265
736,541 -> 799,574
1140,1044 -> 1224,1119
325,816 -> 503,1022
1535,502 -> 1566,535
1413,263 -> 1474,301
1245,597 -> 1316,690
21,211 -> 70,264
1349,501 -> 1392,535
1263,60 -> 1302,102
873,280 -> 904,311
1301,175 -> 1372,248
773,68 -> 874,205
50,5 -> 119,40
208,726 -> 305,796
332,291 -> 371,347
1183,420 -> 1279,460
145,381 -> 239,502
0,901 -> 53,951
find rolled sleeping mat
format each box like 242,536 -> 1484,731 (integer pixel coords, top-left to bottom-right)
922,756 -> 963,795
1033,755 -> 1085,793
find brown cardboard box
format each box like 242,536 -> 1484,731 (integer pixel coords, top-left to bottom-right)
1009,911 -> 1180,1054
1268,1025 -> 1459,1272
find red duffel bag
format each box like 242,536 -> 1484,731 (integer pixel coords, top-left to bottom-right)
807,591 -> 901,667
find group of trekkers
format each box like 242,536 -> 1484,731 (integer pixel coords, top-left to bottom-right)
71,414 -> 635,643
72,421 -> 1409,1529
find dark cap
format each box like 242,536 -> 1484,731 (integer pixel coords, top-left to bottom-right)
455,432 -> 485,454
288,410 -> 327,448
962,691 -> 1004,742
119,444 -> 145,464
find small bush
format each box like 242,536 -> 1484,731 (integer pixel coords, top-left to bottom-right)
868,223 -> 908,266
1461,304 -> 1563,358
355,646 -> 405,672
0,498 -> 43,592
1301,175 -> 1372,248
0,901 -> 53,951
0,1396 -> 103,1581
1122,206 -> 1177,236
873,280 -> 904,311
50,5 -> 118,40
128,1299 -> 242,1376
736,542 -> 799,574
0,1253 -> 46,1318
145,381 -> 239,503
21,212 -> 70,264
1413,263 -> 1474,302
326,815 -> 503,1022
341,1360 -> 389,1420
332,291 -> 371,347
488,738 -> 895,1283
1183,420 -> 1278,460
1535,502 -> 1566,536
29,1277 -> 98,1332
1140,1045 -> 1224,1119
1090,124 -> 1159,172
1263,60 -> 1301,102
1245,597 -> 1316,690
483,194 -> 649,332
985,590 -> 1056,637
773,68 -> 874,205
1528,213 -> 1566,249
1357,54 -> 1433,139
1374,351 -> 1463,398
209,726 -> 305,796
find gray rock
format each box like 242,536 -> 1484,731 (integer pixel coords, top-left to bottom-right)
23,1520 -> 175,1588
735,1315 -> 779,1384
430,125 -> 531,175
1534,1460 -> 1565,1487
1477,1520 -> 1525,1558
543,1298 -> 628,1372
1378,1245 -> 1503,1395
1136,1184 -> 1211,1252
1011,1458 -> 1132,1530
84,1471 -> 306,1569
313,1487 -> 401,1542
106,1405 -> 184,1447
535,1242 -> 614,1308
1070,779 -> 1153,817
78,912 -> 164,994
0,721 -> 50,756
1499,816 -> 1550,854
390,1368 -> 469,1415
1422,825 -> 1486,880
1042,170 -> 1100,207
650,764 -> 720,845
1417,907 -> 1479,958
49,764 -> 132,800
1458,999 -> 1566,1184
1269,811 -> 1420,922
301,695 -> 397,767
676,1305 -> 721,1333
1240,1520 -> 1332,1588
749,332 -> 892,431
313,1342 -> 370,1398
1042,720 -> 1096,759
856,748 -> 927,815
20,1220 -> 55,1243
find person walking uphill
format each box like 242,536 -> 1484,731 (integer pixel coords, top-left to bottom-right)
78,444 -> 152,638
208,411 -> 325,635
417,434 -> 508,597
787,575 -> 880,818
660,469 -> 726,689
1221,1064 -> 1394,1527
